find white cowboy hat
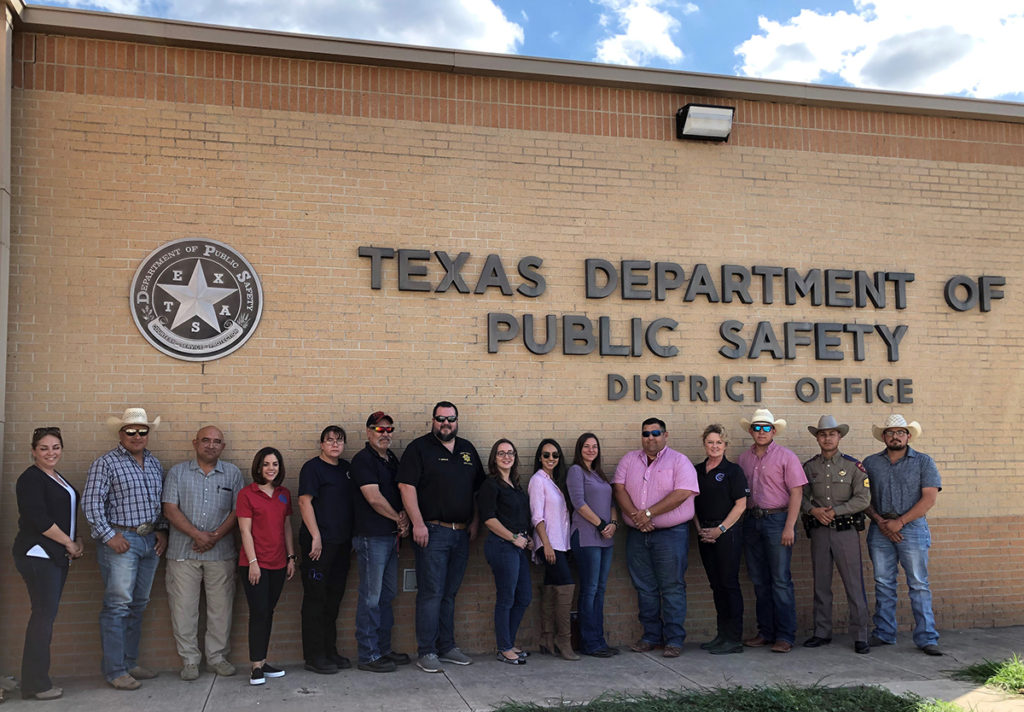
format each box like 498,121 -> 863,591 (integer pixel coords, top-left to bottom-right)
872,414 -> 921,442
106,407 -> 161,434
807,414 -> 849,438
740,408 -> 787,435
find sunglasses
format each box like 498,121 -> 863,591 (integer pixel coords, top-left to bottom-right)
883,429 -> 909,438
751,424 -> 773,432
122,427 -> 150,437
434,415 -> 458,423
541,452 -> 560,459
641,430 -> 664,438
370,426 -> 395,434
33,426 -> 62,438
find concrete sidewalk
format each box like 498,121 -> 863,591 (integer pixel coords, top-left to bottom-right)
4,626 -> 1022,710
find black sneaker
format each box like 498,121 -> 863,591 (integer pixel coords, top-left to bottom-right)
261,663 -> 286,678
304,657 -> 339,674
249,668 -> 265,686
327,653 -> 352,670
357,658 -> 397,673
383,651 -> 411,665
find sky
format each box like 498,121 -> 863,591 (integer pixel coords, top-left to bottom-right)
28,0 -> 1024,103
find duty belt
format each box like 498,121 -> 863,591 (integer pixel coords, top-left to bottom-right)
802,512 -> 866,536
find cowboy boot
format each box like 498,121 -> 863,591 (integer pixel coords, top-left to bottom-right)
538,585 -> 556,654
555,584 -> 580,661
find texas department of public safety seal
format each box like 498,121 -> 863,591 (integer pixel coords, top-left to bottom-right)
130,238 -> 263,361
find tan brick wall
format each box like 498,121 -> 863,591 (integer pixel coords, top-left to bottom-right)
2,32 -> 1022,677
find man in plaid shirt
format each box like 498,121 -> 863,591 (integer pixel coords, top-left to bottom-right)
84,407 -> 167,691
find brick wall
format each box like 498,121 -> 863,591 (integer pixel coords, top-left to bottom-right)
2,31 -> 1022,677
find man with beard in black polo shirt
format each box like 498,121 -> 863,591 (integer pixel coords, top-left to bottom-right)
398,401 -> 485,674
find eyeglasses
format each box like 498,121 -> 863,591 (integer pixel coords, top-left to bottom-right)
496,450 -> 515,458
324,437 -> 345,445
541,452 -> 560,459
33,426 -> 62,438
883,429 -> 909,438
751,424 -> 773,432
369,426 -> 395,434
434,415 -> 458,423
122,428 -> 149,437
641,430 -> 664,438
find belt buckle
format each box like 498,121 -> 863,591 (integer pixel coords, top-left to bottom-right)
136,522 -> 154,536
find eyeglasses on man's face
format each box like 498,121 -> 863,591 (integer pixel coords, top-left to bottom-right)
641,429 -> 664,438
434,415 -> 458,423
751,424 -> 773,433
122,428 -> 149,437
369,426 -> 395,434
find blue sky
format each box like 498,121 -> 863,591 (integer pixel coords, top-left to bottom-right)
29,0 -> 1024,102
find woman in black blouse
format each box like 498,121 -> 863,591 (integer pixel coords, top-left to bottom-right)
12,427 -> 84,700
478,439 -> 533,665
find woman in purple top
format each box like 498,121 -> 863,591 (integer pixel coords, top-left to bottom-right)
528,438 -> 577,661
567,432 -> 619,657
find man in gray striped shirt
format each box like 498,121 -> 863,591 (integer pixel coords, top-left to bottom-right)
162,425 -> 244,681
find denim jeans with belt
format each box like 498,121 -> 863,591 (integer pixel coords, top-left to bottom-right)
14,554 -> 69,697
743,511 -> 796,644
571,530 -> 613,654
412,523 -> 469,656
625,523 -> 689,648
867,520 -> 938,648
483,533 -> 532,652
95,530 -> 160,681
354,535 -> 399,663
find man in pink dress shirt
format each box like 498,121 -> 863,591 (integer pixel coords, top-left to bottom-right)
737,408 -> 807,654
613,417 -> 699,658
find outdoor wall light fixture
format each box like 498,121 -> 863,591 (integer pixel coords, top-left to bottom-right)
676,103 -> 735,141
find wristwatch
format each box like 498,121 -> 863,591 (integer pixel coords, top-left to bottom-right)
644,509 -> 652,518
718,524 -> 728,533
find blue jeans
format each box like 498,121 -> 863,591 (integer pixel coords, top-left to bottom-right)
354,535 -> 399,663
412,523 -> 469,656
95,531 -> 160,681
743,512 -> 796,644
571,530 -> 613,653
14,554 -> 69,697
484,534 -> 532,652
867,521 -> 938,647
625,524 -> 689,647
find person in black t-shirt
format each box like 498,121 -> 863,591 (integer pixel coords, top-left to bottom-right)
350,411 -> 411,673
298,425 -> 354,674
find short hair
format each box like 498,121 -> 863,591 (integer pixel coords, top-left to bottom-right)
642,417 -> 666,431
702,423 -> 728,445
320,425 -> 346,443
251,446 -> 286,487
32,426 -> 63,450
433,401 -> 458,419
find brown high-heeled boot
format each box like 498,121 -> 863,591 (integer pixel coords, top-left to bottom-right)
554,584 -> 580,661
538,584 -> 556,654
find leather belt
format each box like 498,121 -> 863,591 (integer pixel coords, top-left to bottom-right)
427,520 -> 467,530
112,522 -> 156,536
748,507 -> 786,519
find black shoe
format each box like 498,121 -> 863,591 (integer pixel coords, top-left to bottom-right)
922,645 -> 944,656
304,658 -> 339,674
383,651 -> 411,666
496,652 -> 524,665
700,635 -> 725,650
709,639 -> 744,655
261,663 -> 286,678
802,636 -> 832,648
327,653 -> 352,670
869,635 -> 894,646
249,668 -> 265,686
854,641 -> 870,654
584,648 -> 615,658
358,657 -> 397,673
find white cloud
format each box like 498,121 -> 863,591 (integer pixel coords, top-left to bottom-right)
41,0 -> 524,54
735,0 -> 1024,100
592,0 -> 696,66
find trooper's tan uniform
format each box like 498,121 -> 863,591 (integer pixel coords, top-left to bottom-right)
802,451 -> 871,643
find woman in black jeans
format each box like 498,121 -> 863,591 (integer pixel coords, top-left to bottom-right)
479,439 -> 533,664
13,426 -> 84,701
694,424 -> 749,655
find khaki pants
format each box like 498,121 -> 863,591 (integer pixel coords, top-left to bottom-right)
165,558 -> 236,665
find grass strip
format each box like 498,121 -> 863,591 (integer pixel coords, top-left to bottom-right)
951,653 -> 1024,694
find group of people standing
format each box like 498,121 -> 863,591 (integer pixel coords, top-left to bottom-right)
11,402 -> 943,701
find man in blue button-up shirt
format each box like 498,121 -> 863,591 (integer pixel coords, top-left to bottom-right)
863,414 -> 943,656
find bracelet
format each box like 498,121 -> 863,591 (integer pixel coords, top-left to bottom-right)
598,519 -> 609,531
248,558 -> 258,565
511,533 -> 520,542
610,520 -> 619,527
287,554 -> 297,561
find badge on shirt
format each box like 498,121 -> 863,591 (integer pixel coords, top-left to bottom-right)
715,472 -> 725,482
462,452 -> 472,464
838,470 -> 846,477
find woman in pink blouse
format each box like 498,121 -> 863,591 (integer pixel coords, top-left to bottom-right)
528,438 -> 577,661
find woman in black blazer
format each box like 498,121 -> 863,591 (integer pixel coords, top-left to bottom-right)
12,427 -> 84,701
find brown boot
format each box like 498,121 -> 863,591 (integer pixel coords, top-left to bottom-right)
554,584 -> 580,661
538,585 -> 556,654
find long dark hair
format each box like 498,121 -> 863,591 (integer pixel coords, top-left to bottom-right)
533,438 -> 568,499
572,432 -> 606,481
487,438 -> 521,489
251,446 -> 286,487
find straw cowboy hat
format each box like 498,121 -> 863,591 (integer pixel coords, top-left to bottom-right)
106,407 -> 161,434
740,408 -> 786,434
807,414 -> 849,438
871,414 -> 921,442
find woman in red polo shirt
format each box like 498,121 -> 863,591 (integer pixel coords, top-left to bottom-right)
237,446 -> 296,686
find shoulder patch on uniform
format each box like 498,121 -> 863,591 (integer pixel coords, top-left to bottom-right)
863,477 -> 870,488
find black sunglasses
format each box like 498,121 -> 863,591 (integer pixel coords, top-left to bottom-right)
122,427 -> 150,437
433,415 -> 458,423
541,452 -> 560,459
641,429 -> 664,438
